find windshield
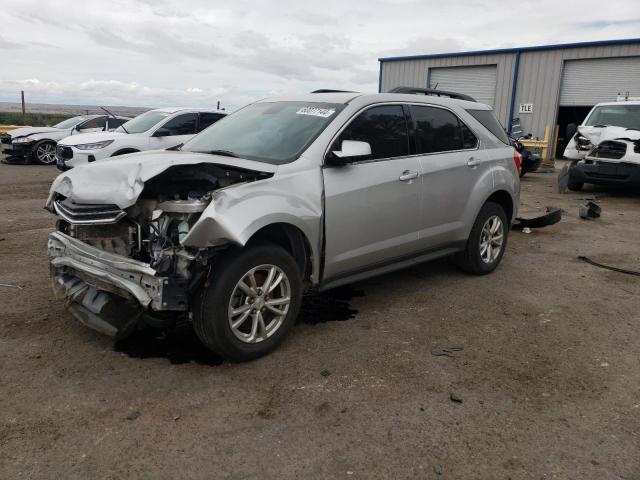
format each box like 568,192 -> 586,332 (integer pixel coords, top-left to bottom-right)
54,116 -> 87,129
182,101 -> 344,164
584,104 -> 640,129
117,111 -> 171,134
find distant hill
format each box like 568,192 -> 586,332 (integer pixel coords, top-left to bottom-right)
0,102 -> 152,117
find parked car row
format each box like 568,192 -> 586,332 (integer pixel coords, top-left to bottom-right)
1,114 -> 130,165
1,107 -> 227,167
45,88 -> 520,361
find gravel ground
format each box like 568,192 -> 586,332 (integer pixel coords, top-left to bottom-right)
1,159 -> 639,479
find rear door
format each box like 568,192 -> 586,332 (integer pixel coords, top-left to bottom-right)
409,105 -> 486,248
323,104 -> 422,279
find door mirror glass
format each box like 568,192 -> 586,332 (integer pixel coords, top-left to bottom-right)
328,140 -> 372,165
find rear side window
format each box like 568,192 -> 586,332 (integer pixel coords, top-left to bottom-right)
107,117 -> 127,129
162,113 -> 198,136
197,113 -> 225,132
466,109 -> 509,145
411,106 -> 477,154
337,105 -> 409,159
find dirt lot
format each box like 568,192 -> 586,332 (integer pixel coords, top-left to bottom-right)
1,159 -> 639,479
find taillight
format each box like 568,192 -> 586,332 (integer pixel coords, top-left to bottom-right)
513,150 -> 522,175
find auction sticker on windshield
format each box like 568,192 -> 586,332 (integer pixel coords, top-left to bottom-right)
296,107 -> 336,118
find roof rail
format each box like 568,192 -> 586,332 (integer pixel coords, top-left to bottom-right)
388,86 -> 476,102
310,89 -> 357,94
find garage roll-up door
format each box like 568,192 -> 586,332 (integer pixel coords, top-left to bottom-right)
559,57 -> 640,106
428,65 -> 497,106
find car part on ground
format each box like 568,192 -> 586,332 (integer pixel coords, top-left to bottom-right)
512,207 -> 562,229
579,201 -> 602,219
510,133 -> 542,178
46,89 -> 520,361
577,255 -> 640,277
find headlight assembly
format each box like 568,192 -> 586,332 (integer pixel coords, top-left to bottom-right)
74,140 -> 114,150
13,136 -> 34,143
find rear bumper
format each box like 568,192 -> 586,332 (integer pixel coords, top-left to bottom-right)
570,161 -> 640,187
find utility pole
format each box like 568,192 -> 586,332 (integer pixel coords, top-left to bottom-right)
217,100 -> 220,110
21,90 -> 26,124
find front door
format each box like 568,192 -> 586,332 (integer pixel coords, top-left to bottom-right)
323,104 -> 422,280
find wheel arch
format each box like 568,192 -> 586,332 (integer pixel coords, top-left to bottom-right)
484,189 -> 514,224
244,223 -> 314,284
111,148 -> 140,157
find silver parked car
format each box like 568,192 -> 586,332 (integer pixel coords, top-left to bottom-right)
46,88 -> 520,361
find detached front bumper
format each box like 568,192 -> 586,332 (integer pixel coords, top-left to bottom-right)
1,141 -> 35,163
48,231 -> 186,338
570,161 -> 640,187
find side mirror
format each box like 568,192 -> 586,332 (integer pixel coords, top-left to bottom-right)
153,127 -> 171,137
566,123 -> 577,139
326,140 -> 372,166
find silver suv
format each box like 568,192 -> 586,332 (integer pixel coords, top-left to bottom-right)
47,88 -> 520,361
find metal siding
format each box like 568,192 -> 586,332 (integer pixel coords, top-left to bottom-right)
559,57 -> 640,105
429,65 -> 498,106
381,52 -> 516,127
381,42 -> 640,145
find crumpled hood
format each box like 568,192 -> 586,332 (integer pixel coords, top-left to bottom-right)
578,125 -> 640,146
8,126 -> 61,139
58,131 -> 128,146
49,150 -> 278,209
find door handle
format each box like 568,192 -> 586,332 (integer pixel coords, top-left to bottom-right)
399,170 -> 418,182
467,156 -> 480,168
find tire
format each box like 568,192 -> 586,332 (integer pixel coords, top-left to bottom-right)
455,201 -> 508,275
33,141 -> 57,165
567,180 -> 583,191
193,244 -> 303,362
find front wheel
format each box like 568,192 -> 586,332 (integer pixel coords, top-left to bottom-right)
455,201 -> 508,275
193,244 -> 303,362
33,141 -> 57,165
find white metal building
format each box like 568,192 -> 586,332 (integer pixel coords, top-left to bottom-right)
378,39 -> 640,158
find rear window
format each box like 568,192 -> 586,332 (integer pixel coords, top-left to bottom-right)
466,109 -> 509,145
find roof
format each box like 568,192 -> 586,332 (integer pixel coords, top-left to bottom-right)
151,107 -> 227,114
379,38 -> 640,63
258,92 -> 491,109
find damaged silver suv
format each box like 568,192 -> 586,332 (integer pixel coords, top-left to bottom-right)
47,88 -> 520,361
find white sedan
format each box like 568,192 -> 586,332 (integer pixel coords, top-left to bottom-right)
56,107 -> 226,170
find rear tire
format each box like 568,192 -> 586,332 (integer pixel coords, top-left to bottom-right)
455,201 -> 508,275
33,141 -> 57,165
193,244 -> 302,362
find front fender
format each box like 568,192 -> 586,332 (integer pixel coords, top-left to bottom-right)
181,171 -> 324,278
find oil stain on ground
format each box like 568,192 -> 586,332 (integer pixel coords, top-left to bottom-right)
115,285 -> 364,364
298,285 -> 364,324
114,322 -> 224,366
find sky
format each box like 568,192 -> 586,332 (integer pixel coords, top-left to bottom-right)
0,0 -> 638,111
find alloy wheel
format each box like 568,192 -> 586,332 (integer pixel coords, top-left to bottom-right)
228,264 -> 291,344
480,215 -> 504,263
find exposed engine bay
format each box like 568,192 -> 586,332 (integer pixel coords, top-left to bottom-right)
48,163 -> 272,335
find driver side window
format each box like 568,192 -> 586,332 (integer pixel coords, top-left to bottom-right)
161,113 -> 198,136
336,105 -> 409,160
